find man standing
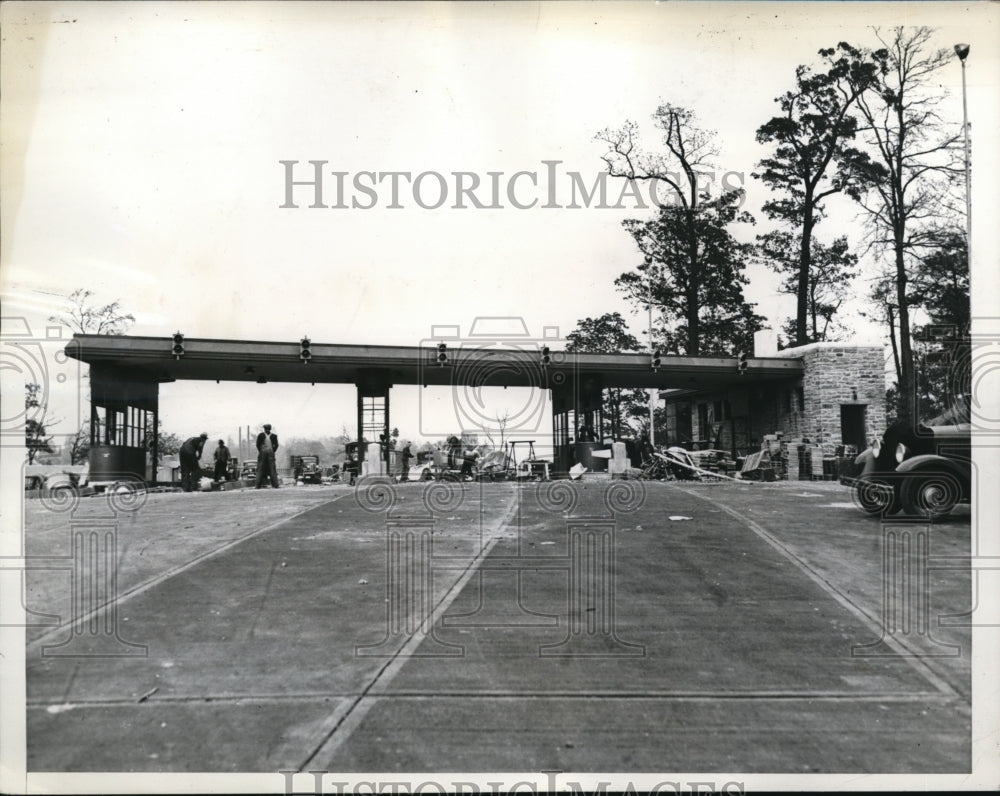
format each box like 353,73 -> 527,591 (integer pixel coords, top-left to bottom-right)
401,440 -> 413,482
255,424 -> 280,489
213,439 -> 231,483
179,432 -> 209,492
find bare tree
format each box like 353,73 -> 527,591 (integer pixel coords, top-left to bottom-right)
67,422 -> 91,465
598,106 -> 762,356
849,26 -> 964,423
480,410 -> 510,452
598,104 -> 719,211
48,288 -> 135,335
25,383 -> 57,464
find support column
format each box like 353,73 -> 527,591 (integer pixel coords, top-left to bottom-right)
357,369 -> 392,477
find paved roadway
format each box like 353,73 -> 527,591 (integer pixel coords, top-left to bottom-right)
23,478 -> 971,775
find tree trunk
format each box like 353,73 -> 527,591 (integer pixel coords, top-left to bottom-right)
686,283 -> 700,356
886,302 -> 901,387
894,239 -> 915,423
810,277 -> 818,342
797,211 -> 815,346
686,217 -> 701,356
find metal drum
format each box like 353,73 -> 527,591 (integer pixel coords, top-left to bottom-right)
89,445 -> 147,484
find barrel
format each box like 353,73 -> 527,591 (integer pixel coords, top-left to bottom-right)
89,445 -> 147,483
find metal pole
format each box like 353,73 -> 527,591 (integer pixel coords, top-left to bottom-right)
961,57 -> 972,259
954,44 -> 972,263
647,272 -> 655,449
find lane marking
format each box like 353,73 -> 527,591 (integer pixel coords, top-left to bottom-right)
671,483 -> 964,700
26,494 -> 347,656
297,485 -> 522,771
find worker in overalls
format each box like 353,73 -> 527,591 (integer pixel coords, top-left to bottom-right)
255,424 -> 280,489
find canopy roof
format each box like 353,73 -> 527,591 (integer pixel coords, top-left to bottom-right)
66,334 -> 803,391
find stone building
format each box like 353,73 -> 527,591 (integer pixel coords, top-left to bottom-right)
660,341 -> 887,457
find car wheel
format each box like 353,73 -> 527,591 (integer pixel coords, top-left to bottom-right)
854,475 -> 900,517
901,473 -> 961,519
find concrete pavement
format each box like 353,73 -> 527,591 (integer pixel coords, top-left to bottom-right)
22,479 -> 971,774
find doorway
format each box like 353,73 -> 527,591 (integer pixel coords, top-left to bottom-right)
840,404 -> 867,450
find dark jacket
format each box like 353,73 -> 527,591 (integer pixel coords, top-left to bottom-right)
180,436 -> 206,459
256,432 -> 279,453
214,444 -> 230,463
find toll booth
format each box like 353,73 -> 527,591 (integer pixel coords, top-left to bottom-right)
552,374 -> 604,474
88,364 -> 159,485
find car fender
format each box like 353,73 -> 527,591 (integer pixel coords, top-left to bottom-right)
895,454 -> 971,499
895,453 -> 970,478
854,449 -> 880,479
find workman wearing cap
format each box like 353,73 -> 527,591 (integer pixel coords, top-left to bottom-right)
213,439 -> 231,483
255,424 -> 280,489
179,432 -> 209,492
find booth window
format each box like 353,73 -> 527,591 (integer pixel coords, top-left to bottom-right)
92,404 -> 149,448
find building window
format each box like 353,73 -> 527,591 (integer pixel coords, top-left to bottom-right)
795,386 -> 805,413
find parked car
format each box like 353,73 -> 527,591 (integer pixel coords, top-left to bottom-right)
845,421 -> 972,518
291,454 -> 323,484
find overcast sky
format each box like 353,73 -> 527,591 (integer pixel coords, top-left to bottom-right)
2,1 -> 997,447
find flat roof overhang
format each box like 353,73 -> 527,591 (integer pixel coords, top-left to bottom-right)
66,334 -> 804,392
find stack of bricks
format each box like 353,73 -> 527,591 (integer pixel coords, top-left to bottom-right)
785,442 -> 801,481
793,444 -> 825,480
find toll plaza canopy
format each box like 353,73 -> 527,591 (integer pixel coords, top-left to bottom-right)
66,334 -> 802,391
66,333 -> 804,479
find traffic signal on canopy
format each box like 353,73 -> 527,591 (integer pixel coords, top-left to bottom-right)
171,332 -> 184,359
300,336 -> 313,363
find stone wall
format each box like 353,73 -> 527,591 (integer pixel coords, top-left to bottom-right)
664,343 -> 886,456
775,343 -> 886,453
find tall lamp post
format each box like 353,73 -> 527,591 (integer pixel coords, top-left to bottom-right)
645,256 -> 656,449
954,43 -> 971,259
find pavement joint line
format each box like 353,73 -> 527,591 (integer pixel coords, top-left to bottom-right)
26,689 -> 956,709
321,690 -> 958,702
25,494 -> 348,657
247,558 -> 281,640
671,483 -> 964,702
296,485 -> 522,772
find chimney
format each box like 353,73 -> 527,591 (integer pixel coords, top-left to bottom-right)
753,329 -> 778,357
